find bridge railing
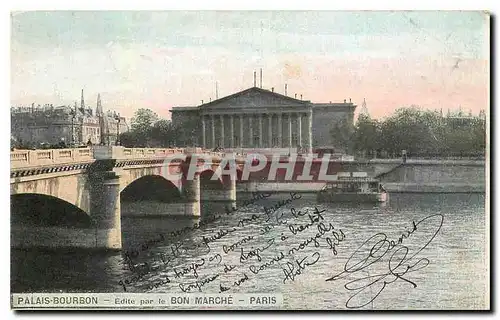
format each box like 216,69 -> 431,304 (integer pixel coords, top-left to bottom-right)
93,146 -> 188,160
10,148 -> 94,169
11,146 -> 248,170
116,148 -> 242,161
121,148 -> 186,158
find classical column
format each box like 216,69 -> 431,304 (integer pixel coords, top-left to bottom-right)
220,114 -> 225,148
211,114 -> 215,148
288,113 -> 292,148
277,113 -> 282,147
258,114 -> 263,147
307,110 -> 313,152
239,114 -> 244,148
297,113 -> 302,148
202,116 -> 206,148
268,114 -> 273,147
249,115 -> 253,147
230,115 -> 234,148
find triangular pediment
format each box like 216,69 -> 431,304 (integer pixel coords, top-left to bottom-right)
200,87 -> 309,109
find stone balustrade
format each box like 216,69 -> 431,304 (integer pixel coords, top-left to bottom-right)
11,146 -> 243,170
11,148 -> 94,170
92,146 -> 187,160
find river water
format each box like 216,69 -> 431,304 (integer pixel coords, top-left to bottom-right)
11,192 -> 488,310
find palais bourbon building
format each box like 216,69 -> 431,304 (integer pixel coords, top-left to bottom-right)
171,87 -> 356,152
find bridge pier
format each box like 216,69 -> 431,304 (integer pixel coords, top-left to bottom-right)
221,175 -> 237,202
89,171 -> 122,250
200,175 -> 237,203
178,173 -> 201,217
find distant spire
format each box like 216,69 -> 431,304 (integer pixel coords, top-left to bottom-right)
96,93 -> 103,116
96,93 -> 106,145
80,89 -> 85,109
360,98 -> 370,118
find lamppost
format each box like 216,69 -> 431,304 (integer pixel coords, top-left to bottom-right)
115,113 -> 121,146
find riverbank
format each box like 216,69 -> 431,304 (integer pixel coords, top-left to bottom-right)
236,180 -> 485,195
382,183 -> 485,193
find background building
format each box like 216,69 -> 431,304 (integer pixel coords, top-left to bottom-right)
170,86 -> 356,152
11,90 -> 129,148
443,108 -> 487,128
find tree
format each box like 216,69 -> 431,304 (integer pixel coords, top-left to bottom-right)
330,104 -> 487,159
471,118 -> 486,153
131,108 -> 158,132
352,114 -> 380,157
130,108 -> 159,146
119,131 -> 140,147
380,106 -> 435,156
330,118 -> 355,153
131,108 -> 159,131
150,119 -> 178,147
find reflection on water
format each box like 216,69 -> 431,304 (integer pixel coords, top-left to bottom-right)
11,193 -> 487,310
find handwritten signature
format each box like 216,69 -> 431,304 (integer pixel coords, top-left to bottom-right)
282,252 -> 321,284
326,214 -> 444,309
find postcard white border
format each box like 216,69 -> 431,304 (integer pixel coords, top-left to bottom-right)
2,1 -> 495,319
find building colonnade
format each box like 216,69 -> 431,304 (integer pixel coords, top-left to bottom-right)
201,111 -> 312,149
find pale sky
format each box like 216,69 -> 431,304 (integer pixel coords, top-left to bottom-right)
11,11 -> 489,120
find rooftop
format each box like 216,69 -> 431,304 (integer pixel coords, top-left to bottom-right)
171,86 -> 355,111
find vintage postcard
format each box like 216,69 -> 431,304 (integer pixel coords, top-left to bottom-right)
10,10 -> 489,310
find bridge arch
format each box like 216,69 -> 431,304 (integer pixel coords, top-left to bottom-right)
10,174 -> 91,214
199,169 -> 225,189
120,174 -> 182,202
119,166 -> 182,194
11,193 -> 92,228
197,168 -> 236,204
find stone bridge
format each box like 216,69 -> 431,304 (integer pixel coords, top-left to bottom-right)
11,147 -> 484,250
10,146 -> 247,250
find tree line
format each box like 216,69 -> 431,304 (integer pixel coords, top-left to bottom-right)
332,106 -> 486,159
119,108 -> 179,147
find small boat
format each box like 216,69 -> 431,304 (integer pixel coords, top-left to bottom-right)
317,172 -> 388,203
